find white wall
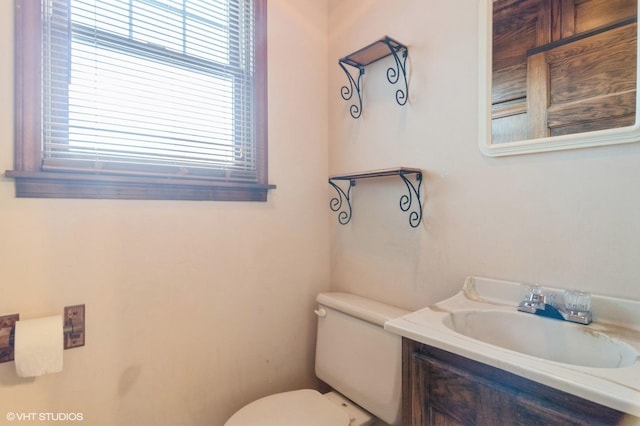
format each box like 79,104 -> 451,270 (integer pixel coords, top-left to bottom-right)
3,0 -> 639,422
328,0 -> 640,309
0,1 -> 328,425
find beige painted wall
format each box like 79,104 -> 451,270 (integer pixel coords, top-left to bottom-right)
3,0 -> 639,422
0,1 -> 328,425
328,0 -> 640,309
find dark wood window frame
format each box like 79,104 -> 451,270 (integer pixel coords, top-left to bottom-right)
7,0 -> 274,201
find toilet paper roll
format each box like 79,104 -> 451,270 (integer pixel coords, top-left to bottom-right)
14,315 -> 63,377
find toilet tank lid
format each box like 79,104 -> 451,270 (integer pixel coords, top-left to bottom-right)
317,292 -> 409,327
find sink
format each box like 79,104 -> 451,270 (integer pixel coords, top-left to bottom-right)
442,310 -> 638,368
385,276 -> 640,416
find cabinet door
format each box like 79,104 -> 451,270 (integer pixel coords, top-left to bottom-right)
402,339 -> 631,426
412,352 -> 515,425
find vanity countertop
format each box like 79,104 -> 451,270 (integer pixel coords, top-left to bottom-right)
385,276 -> 640,417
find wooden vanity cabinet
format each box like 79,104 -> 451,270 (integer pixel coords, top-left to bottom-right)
402,338 -> 633,426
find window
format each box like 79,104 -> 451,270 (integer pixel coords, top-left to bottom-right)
9,0 -> 272,201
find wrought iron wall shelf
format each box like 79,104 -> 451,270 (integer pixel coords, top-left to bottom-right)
339,36 -> 409,119
329,167 -> 423,228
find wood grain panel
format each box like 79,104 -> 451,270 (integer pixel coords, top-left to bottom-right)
548,90 -> 636,127
493,0 -> 541,105
546,24 -> 637,104
492,63 -> 527,104
492,113 -> 530,144
402,339 -> 632,426
573,0 -> 637,34
527,52 -> 550,139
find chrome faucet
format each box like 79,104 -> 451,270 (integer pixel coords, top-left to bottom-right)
517,286 -> 592,325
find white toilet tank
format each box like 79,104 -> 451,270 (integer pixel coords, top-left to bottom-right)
315,293 -> 409,426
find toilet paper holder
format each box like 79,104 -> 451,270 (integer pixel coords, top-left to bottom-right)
0,304 -> 85,363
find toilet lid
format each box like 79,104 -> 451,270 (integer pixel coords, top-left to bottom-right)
225,389 -> 351,426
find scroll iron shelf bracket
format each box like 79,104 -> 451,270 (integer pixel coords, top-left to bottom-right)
329,178 -> 355,225
398,171 -> 423,228
339,36 -> 409,119
329,168 -> 423,228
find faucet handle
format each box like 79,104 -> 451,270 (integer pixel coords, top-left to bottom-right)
564,290 -> 591,313
520,284 -> 545,309
544,293 -> 558,308
523,284 -> 543,300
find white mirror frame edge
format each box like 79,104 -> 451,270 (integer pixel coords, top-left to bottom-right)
478,0 -> 640,157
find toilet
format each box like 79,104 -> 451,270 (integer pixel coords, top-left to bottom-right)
225,292 -> 409,426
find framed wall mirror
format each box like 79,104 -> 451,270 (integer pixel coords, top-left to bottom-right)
479,0 -> 640,156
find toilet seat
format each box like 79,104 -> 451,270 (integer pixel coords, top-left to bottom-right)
224,389 -> 351,426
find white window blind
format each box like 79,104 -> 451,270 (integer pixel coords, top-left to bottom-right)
41,0 -> 258,183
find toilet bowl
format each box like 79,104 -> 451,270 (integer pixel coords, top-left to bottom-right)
224,292 -> 409,426
224,390 -> 374,426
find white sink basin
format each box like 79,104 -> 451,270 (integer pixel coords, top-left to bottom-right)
442,310 -> 638,368
385,276 -> 640,417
